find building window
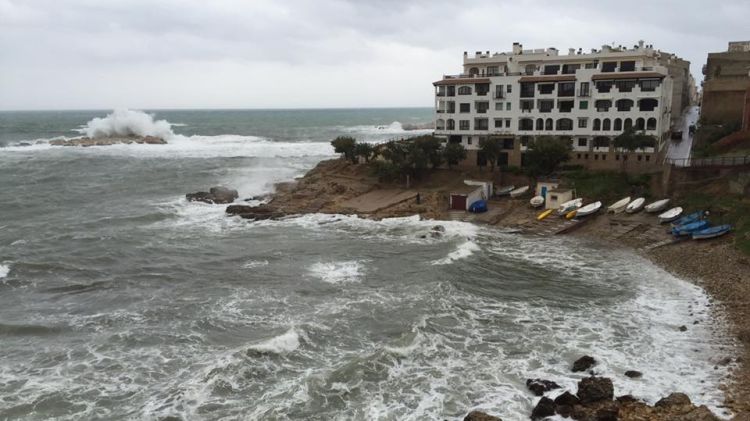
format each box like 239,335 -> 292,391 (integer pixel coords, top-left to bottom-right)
506,102 -> 511,110
624,118 -> 633,130
447,86 -> 455,96
602,118 -> 611,131
436,119 -> 445,130
579,82 -> 590,97
538,84 -> 555,94
596,81 -> 613,93
557,82 -> 575,97
616,154 -> 620,161
620,60 -> 636,72
536,118 -> 544,130
601,61 -> 617,72
616,99 -> 634,112
602,154 -> 606,161
615,80 -> 636,93
447,119 -> 455,130
639,98 -> 658,112
579,100 -> 589,110
476,84 -> 490,96
593,137 -> 609,148
538,100 -> 554,113
494,119 -> 504,128
543,64 -> 560,75
475,102 -> 489,113
459,120 -> 470,130
524,64 -> 536,75
503,138 -> 514,150
637,155 -> 643,161
545,118 -> 553,131
506,85 -> 512,93
595,99 -> 612,112
519,118 -> 534,131
458,86 -> 472,95
577,154 -> 581,159
584,153 -> 589,159
474,118 -> 489,130
558,100 -> 574,113
556,118 -> 573,131
593,118 -> 601,131
578,138 -> 587,147
562,63 -> 580,75
646,155 -> 651,161
635,118 -> 645,130
460,103 -> 470,113
639,79 -> 660,92
505,119 -> 511,128
487,66 -> 500,76
578,118 -> 588,128
467,137 -> 473,145
594,154 -> 599,160
494,85 -> 504,99
647,117 -> 657,130
521,136 -> 531,147
495,102 -> 503,111
614,118 -> 622,131
520,82 -> 535,98
447,101 -> 455,113
521,100 -> 534,112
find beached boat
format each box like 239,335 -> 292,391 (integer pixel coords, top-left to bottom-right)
510,186 -> 530,198
607,197 -> 631,214
496,185 -> 515,196
565,210 -> 577,220
576,201 -> 602,217
645,198 -> 670,213
671,211 -> 704,228
671,220 -> 710,237
537,209 -> 554,221
692,224 -> 732,240
657,207 -> 683,223
530,195 -> 545,208
557,198 -> 583,215
625,197 -> 645,214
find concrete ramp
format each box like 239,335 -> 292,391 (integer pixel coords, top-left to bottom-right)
340,189 -> 417,213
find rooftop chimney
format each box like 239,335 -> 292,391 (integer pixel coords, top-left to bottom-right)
568,48 -> 576,55
512,42 -> 522,55
638,40 -> 645,49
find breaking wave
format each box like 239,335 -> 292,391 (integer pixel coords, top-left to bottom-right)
309,261 -> 364,284
0,264 -> 9,279
247,329 -> 301,354
76,109 -> 175,139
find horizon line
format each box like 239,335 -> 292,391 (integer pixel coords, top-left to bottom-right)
0,105 -> 435,113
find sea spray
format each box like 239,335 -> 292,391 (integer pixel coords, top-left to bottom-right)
76,109 -> 175,139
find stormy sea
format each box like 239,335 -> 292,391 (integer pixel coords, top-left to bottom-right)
0,109 -> 733,420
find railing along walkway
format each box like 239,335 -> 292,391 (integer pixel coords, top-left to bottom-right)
665,155 -> 750,168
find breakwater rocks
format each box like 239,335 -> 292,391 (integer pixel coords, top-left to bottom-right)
186,186 -> 239,205
49,135 -> 166,146
464,355 -> 721,421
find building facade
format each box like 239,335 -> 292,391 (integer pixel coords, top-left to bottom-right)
702,41 -> 750,126
433,41 -> 688,172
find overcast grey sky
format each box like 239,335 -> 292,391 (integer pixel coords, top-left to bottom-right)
1,0 -> 748,110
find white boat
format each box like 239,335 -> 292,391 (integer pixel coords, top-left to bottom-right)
645,198 -> 671,213
496,185 -> 515,196
557,198 -> 582,215
607,197 -> 631,214
576,201 -> 602,217
625,197 -> 645,213
529,195 -> 545,208
510,185 -> 529,198
658,207 -> 683,223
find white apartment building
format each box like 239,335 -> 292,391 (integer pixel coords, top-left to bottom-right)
433,41 -> 685,171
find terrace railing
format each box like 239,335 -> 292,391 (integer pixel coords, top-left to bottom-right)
665,155 -> 750,168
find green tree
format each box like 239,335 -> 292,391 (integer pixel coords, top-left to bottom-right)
354,142 -> 375,163
331,136 -> 357,163
443,142 -> 467,169
479,136 -> 503,172
413,135 -> 444,169
524,136 -> 572,177
613,128 -> 657,152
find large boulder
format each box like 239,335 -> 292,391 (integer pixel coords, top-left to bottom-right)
187,186 -> 238,204
225,204 -> 285,220
572,355 -> 597,372
554,391 -> 580,406
526,379 -> 561,396
577,377 -> 614,404
530,397 -> 555,420
463,410 -> 502,421
655,392 -> 691,408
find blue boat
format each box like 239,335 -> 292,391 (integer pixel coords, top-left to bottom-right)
671,220 -> 710,236
469,200 -> 488,213
692,224 -> 732,240
671,211 -> 704,228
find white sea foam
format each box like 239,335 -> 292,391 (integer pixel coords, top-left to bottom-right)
309,261 -> 364,284
242,260 -> 269,269
342,121 -> 432,141
0,264 -> 9,279
76,109 -> 176,139
432,240 -> 480,265
247,329 -> 301,354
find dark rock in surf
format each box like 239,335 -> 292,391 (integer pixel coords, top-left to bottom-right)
225,204 -> 285,220
530,397 -> 555,420
624,370 -> 642,378
554,391 -> 580,406
595,401 -> 620,421
577,377 -> 614,404
572,355 -> 597,372
526,378 -> 561,396
655,392 -> 691,408
187,186 -> 238,204
463,410 -> 503,421
679,325 -> 688,332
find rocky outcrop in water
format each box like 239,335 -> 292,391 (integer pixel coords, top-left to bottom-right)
572,355 -> 597,372
526,378 -> 561,396
49,135 -> 166,146
463,410 -> 502,421
186,187 -> 239,204
225,204 -> 287,220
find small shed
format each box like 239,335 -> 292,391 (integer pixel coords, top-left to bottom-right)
535,180 -> 560,199
545,188 -> 574,210
450,184 -> 485,211
464,179 -> 494,198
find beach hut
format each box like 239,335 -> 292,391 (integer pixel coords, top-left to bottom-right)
545,188 -> 574,210
534,180 -> 560,200
450,185 -> 484,211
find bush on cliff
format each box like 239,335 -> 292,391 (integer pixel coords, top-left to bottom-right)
354,142 -> 375,163
331,136 -> 357,163
524,136 -> 572,177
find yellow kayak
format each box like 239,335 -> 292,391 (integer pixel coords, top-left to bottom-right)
537,209 -> 554,221
565,210 -> 578,220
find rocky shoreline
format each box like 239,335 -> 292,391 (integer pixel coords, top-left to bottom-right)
49,135 -> 166,146
209,158 -> 748,420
